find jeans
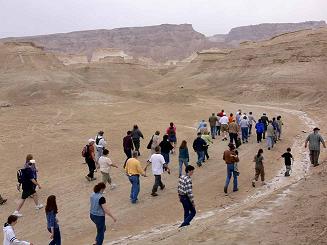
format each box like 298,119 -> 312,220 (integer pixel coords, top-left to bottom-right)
267,136 -> 274,148
90,214 -> 106,245
241,127 -> 248,142
196,151 -> 205,165
229,133 -> 238,145
225,163 -> 238,191
152,175 -> 164,193
210,126 -> 216,138
161,152 -> 170,164
128,175 -> 140,203
216,125 -> 221,136
256,132 -> 263,142
86,158 -> 96,178
179,195 -> 196,227
123,148 -> 132,168
47,227 -> 61,245
133,139 -> 140,155
179,158 -> 189,176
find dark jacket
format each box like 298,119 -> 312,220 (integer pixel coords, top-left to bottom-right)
131,129 -> 144,140
193,137 -> 206,151
159,140 -> 173,153
123,135 -> 134,150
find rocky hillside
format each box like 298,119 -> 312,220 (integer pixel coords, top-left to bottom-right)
209,21 -> 326,45
1,24 -> 218,62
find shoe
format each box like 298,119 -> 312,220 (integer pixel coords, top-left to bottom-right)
35,204 -> 44,210
313,164 -> 320,167
0,199 -> 7,205
246,140 -> 248,143
91,177 -> 97,181
160,185 -> 165,190
85,176 -> 91,181
252,181 -> 255,187
197,163 -> 202,167
13,211 -> 23,217
233,188 -> 239,192
268,147 -> 271,150
151,193 -> 158,197
224,186 -> 228,194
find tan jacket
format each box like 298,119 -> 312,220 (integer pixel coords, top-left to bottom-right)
228,122 -> 239,134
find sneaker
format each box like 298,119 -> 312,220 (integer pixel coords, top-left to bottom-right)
224,186 -> 228,194
233,188 -> 239,192
151,193 -> 158,197
252,181 -> 255,187
35,204 -> 44,210
160,185 -> 165,190
13,211 -> 23,217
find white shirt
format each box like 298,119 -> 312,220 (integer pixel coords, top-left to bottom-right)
3,225 -> 30,245
219,116 -> 229,125
98,156 -> 113,173
149,153 -> 165,175
95,136 -> 107,148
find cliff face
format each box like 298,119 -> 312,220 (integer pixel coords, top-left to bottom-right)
1,24 -> 216,62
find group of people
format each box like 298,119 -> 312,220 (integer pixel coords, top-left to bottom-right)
2,110 -> 326,245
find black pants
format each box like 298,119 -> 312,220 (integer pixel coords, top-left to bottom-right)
256,132 -> 263,142
133,139 -> 140,155
248,124 -> 253,135
204,145 -> 209,159
216,126 -> 221,136
152,175 -> 164,194
123,149 -> 132,168
263,129 -> 267,139
86,158 -> 96,178
229,133 -> 238,145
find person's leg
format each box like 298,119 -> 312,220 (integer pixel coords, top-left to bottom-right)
128,176 -> 133,200
158,175 -> 164,189
245,128 -> 249,141
94,215 -> 106,245
53,227 -> 61,245
130,176 -> 138,202
179,195 -> 190,225
241,128 -> 245,142
87,159 -> 95,178
135,176 -> 140,200
32,192 -> 40,206
233,170 -> 238,191
199,151 -> 205,163
263,129 -> 266,139
204,146 -> 209,160
249,124 -> 252,135
313,150 -> 320,165
224,164 -> 233,192
229,133 -> 233,143
196,151 -> 201,165
234,133 -> 238,145
152,175 -> 160,194
178,158 -> 183,177
182,198 -> 196,226
15,199 -> 25,212
266,137 -> 271,149
261,166 -> 265,182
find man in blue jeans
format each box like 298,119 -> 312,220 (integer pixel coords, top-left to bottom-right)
223,143 -> 240,194
193,132 -> 207,167
178,165 -> 196,227
124,151 -> 146,203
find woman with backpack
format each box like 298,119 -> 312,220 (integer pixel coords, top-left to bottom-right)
166,122 -> 177,154
3,215 -> 33,245
148,131 -> 160,158
178,140 -> 189,177
252,149 -> 265,187
45,195 -> 61,245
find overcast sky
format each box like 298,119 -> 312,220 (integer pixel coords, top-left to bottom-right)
0,0 -> 326,38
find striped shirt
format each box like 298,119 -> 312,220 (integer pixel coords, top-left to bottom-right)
306,133 -> 325,151
178,175 -> 194,203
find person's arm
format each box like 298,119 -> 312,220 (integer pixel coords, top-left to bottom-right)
31,179 -> 41,189
101,204 -> 117,222
320,136 -> 326,148
48,212 -> 56,239
185,178 -> 195,207
136,162 -> 146,176
6,228 -> 32,245
139,130 -> 144,139
186,148 -> 190,161
305,135 -> 310,148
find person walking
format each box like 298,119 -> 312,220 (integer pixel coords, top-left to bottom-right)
125,151 -> 146,203
228,113 -> 234,124
228,119 -> 239,145
13,161 -> 43,217
166,122 -> 177,153
240,116 -> 249,143
248,112 -> 256,136
23,154 -> 38,191
266,121 -> 275,150
197,120 -> 206,131
95,131 -> 107,163
193,132 -> 207,167
252,149 -> 265,187
146,146 -> 169,196
216,113 -> 221,136
219,113 -> 229,141
178,165 -> 196,227
281,147 -> 294,176
98,149 -> 118,190
0,194 -> 7,205
45,195 -> 61,245
159,135 -> 174,165
131,125 -> 144,156
272,117 -> 279,142
201,131 -> 213,160
123,131 -> 134,168
208,113 -> 218,139
178,140 -> 189,177
149,131 -> 161,156
223,143 -> 239,194
305,127 -> 326,166
261,113 -> 269,139
3,215 -> 33,245
276,116 -> 283,140
90,182 -> 117,245
255,119 -> 265,143
84,139 -> 97,181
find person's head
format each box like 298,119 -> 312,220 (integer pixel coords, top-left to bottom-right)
258,119 -> 262,123
263,113 -> 266,116
45,195 -> 58,214
103,149 -> 109,156
163,134 -> 169,141
249,112 -> 252,115
238,112 -> 242,115
94,182 -> 106,193
212,113 -> 215,116
203,123 -> 207,127
223,113 -> 226,116
154,146 -> 160,153
170,122 -> 174,127
133,125 -> 138,130
180,140 -> 187,149
232,119 -> 236,123
277,116 -> 281,120
313,127 -> 320,133
268,120 -> 272,124
228,143 -> 235,150
243,116 -> 247,119
230,113 -> 233,117
197,132 -> 202,137
185,165 -> 195,176
26,154 -> 33,163
257,148 -> 264,157
272,117 -> 276,121
132,151 -> 138,158
98,130 -> 104,136
221,109 -> 224,113
88,139 -> 95,145
155,130 -> 160,135
287,147 -> 291,152
5,215 -> 18,226
127,130 -> 132,136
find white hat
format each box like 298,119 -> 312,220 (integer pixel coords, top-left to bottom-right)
29,159 -> 36,164
88,138 -> 95,143
223,113 -> 226,116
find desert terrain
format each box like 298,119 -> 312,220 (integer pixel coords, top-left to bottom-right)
0,24 -> 327,245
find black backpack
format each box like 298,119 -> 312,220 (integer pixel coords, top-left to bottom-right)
17,168 -> 26,184
96,136 -> 102,145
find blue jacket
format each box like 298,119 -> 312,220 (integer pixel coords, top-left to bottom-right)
179,148 -> 189,160
193,137 -> 206,151
255,122 -> 265,133
46,211 -> 59,229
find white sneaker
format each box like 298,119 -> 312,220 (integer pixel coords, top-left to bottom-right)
35,204 -> 44,210
13,211 -> 23,217
110,184 -> 117,190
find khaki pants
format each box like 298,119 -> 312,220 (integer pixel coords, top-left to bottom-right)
254,166 -> 265,181
101,171 -> 112,185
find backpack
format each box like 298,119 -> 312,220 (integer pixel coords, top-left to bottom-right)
168,127 -> 175,136
96,136 -> 102,145
147,135 -> 154,149
17,168 -> 25,184
82,145 -> 89,158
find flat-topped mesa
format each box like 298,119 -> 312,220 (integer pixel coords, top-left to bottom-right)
90,48 -> 130,63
